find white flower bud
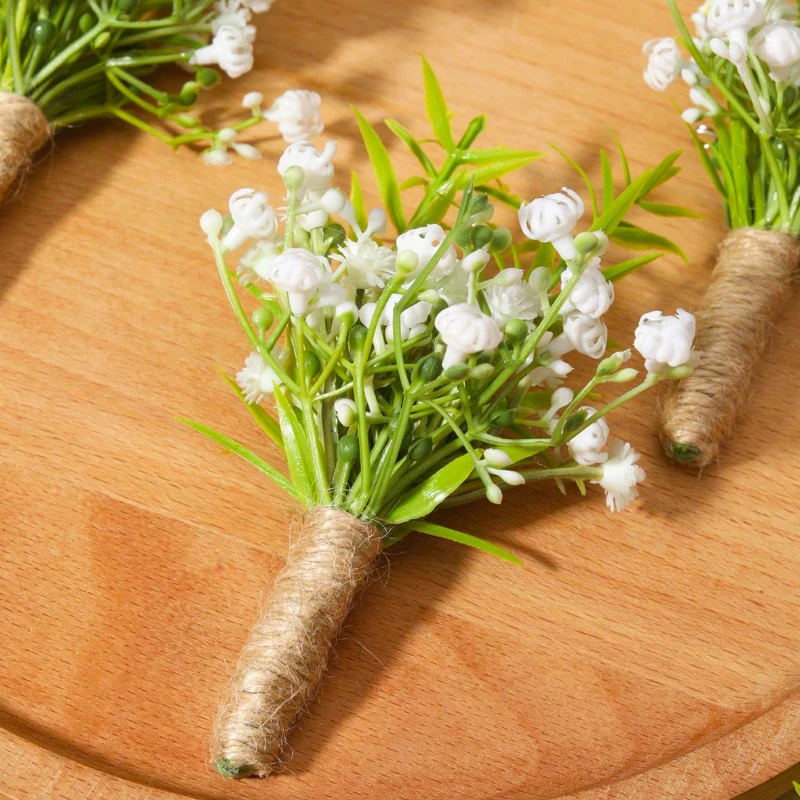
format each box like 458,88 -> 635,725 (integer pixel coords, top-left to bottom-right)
560,258 -> 614,319
643,37 -> 683,91
321,188 -> 346,215
190,24 -> 254,78
461,249 -> 491,273
484,448 -> 513,468
218,127 -> 237,143
242,91 -> 264,109
231,142 -> 262,160
707,0 -> 765,53
562,311 -> 608,359
200,208 -> 224,238
487,468 -> 525,486
634,308 -> 696,374
268,248 -> 331,315
265,89 -> 323,143
566,407 -> 610,466
203,148 -> 232,167
434,303 -> 503,369
223,188 -> 278,250
518,187 -> 584,261
752,20 -> 800,81
334,398 -> 358,427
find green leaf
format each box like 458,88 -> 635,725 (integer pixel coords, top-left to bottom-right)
640,149 -> 682,197
272,384 -> 316,502
455,153 -> 541,189
550,143 -> 599,218
399,175 -> 429,191
421,55 -> 456,151
610,223 -> 687,261
404,520 -> 522,565
524,240 -> 555,279
591,171 -> 651,236
219,372 -> 284,450
601,149 -> 614,212
459,147 -> 542,166
457,114 -> 487,149
177,418 -> 299,500
602,252 -> 662,282
349,170 -> 367,231
477,183 -> 522,209
424,182 -> 458,224
385,453 -> 475,524
637,200 -> 702,218
385,118 -> 437,176
611,131 -> 631,185
352,107 -> 406,233
793,780 -> 800,796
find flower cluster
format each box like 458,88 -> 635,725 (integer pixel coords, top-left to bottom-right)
196,136 -> 696,520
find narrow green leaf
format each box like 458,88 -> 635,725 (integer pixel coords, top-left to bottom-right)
477,183 -> 522,209
350,170 -> 367,231
685,120 -> 724,195
457,114 -> 487,149
352,107 -> 406,232
637,200 -> 702,218
640,150 -> 682,197
421,55 -> 456,151
399,175 -> 429,191
611,131 -> 632,185
405,520 -> 522,566
385,118 -> 437,176
459,147 -> 542,165
272,385 -> 315,501
793,780 -> 800,796
653,165 -> 681,189
219,372 -> 284,450
455,153 -> 541,188
177,418 -> 299,500
591,171 -> 651,235
550,143 -> 599,218
424,183 -> 458,224
602,252 -> 663,282
610,223 -> 687,261
524,241 -> 555,279
385,453 -> 475,524
601,149 -> 614,212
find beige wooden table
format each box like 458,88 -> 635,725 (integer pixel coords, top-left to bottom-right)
2,1 -> 800,798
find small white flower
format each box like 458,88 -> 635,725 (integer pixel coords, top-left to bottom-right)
190,24 -> 254,78
242,91 -> 264,109
707,0 -> 765,60
237,351 -> 283,403
277,140 -> 337,196
643,37 -> 684,91
223,189 -> 277,250
434,303 -> 503,369
567,408 -> 610,466
268,248 -> 331,315
484,271 -> 543,327
592,440 -> 646,512
693,2 -> 713,40
518,188 -> 585,261
395,224 -> 458,280
212,1 -> 256,42
237,238 -> 281,283
559,258 -> 614,319
752,20 -> 800,81
334,398 -> 357,427
265,90 -> 324,143
634,308 -> 696,374
562,312 -> 608,359
332,238 -> 397,289
483,448 -> 513,468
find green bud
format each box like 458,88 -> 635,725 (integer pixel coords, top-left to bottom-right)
338,435 -> 360,464
469,224 -> 494,250
282,165 -> 305,193
454,227 -> 472,248
396,249 -> 420,274
444,363 -> 469,380
419,354 -> 443,382
322,222 -> 346,250
252,307 -> 273,331
93,31 -> 111,49
605,367 -> 639,383
31,20 -> 56,45
573,231 -> 599,255
773,138 -> 787,158
79,12 -> 95,33
408,436 -> 433,462
596,350 -> 631,377
489,408 -> 515,429
303,351 -> 321,377
489,226 -> 512,253
179,86 -> 199,106
349,325 -> 368,352
220,214 -> 234,237
470,193 -> 489,215
469,363 -> 494,380
293,225 -> 311,249
117,0 -> 137,11
563,409 -> 589,433
174,114 -> 200,129
504,318 -> 528,343
667,364 -> 693,380
195,67 -> 220,88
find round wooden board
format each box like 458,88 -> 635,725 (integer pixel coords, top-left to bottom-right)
3,1 -> 800,798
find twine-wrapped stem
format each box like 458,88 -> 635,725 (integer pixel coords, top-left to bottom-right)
659,227 -> 800,467
0,93 -> 49,202
211,506 -> 382,778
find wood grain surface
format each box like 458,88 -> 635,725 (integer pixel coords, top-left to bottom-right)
2,1 -> 800,798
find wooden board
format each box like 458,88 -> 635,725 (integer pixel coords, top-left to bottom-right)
2,0 -> 800,797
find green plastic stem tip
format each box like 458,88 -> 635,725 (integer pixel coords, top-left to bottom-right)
214,758 -> 253,779
663,440 -> 703,463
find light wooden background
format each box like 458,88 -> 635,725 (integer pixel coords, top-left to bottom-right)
3,1 -> 800,798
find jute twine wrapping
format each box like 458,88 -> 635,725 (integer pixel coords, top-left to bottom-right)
0,93 -> 49,202
211,506 -> 382,778
659,227 -> 800,467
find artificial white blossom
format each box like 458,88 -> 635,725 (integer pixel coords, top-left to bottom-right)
223,189 -> 278,250
237,351 -> 283,403
707,0 -> 765,63
752,20 -> 800,81
242,91 -> 264,109
484,270 -> 544,327
395,224 -> 459,280
434,303 -> 503,368
592,440 -> 646,512
203,127 -> 262,166
567,408 -> 610,466
211,5 -> 256,42
334,398 -> 357,427
190,24 -> 254,78
265,90 -> 324,143
278,141 -> 337,196
268,248 -> 331,315
634,308 -> 697,374
200,208 -> 224,239
237,238 -> 281,283
518,188 -> 585,261
643,37 -> 684,91
562,311 -> 608,359
333,238 -> 397,289
461,248 -> 491,273
559,258 -> 614,319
